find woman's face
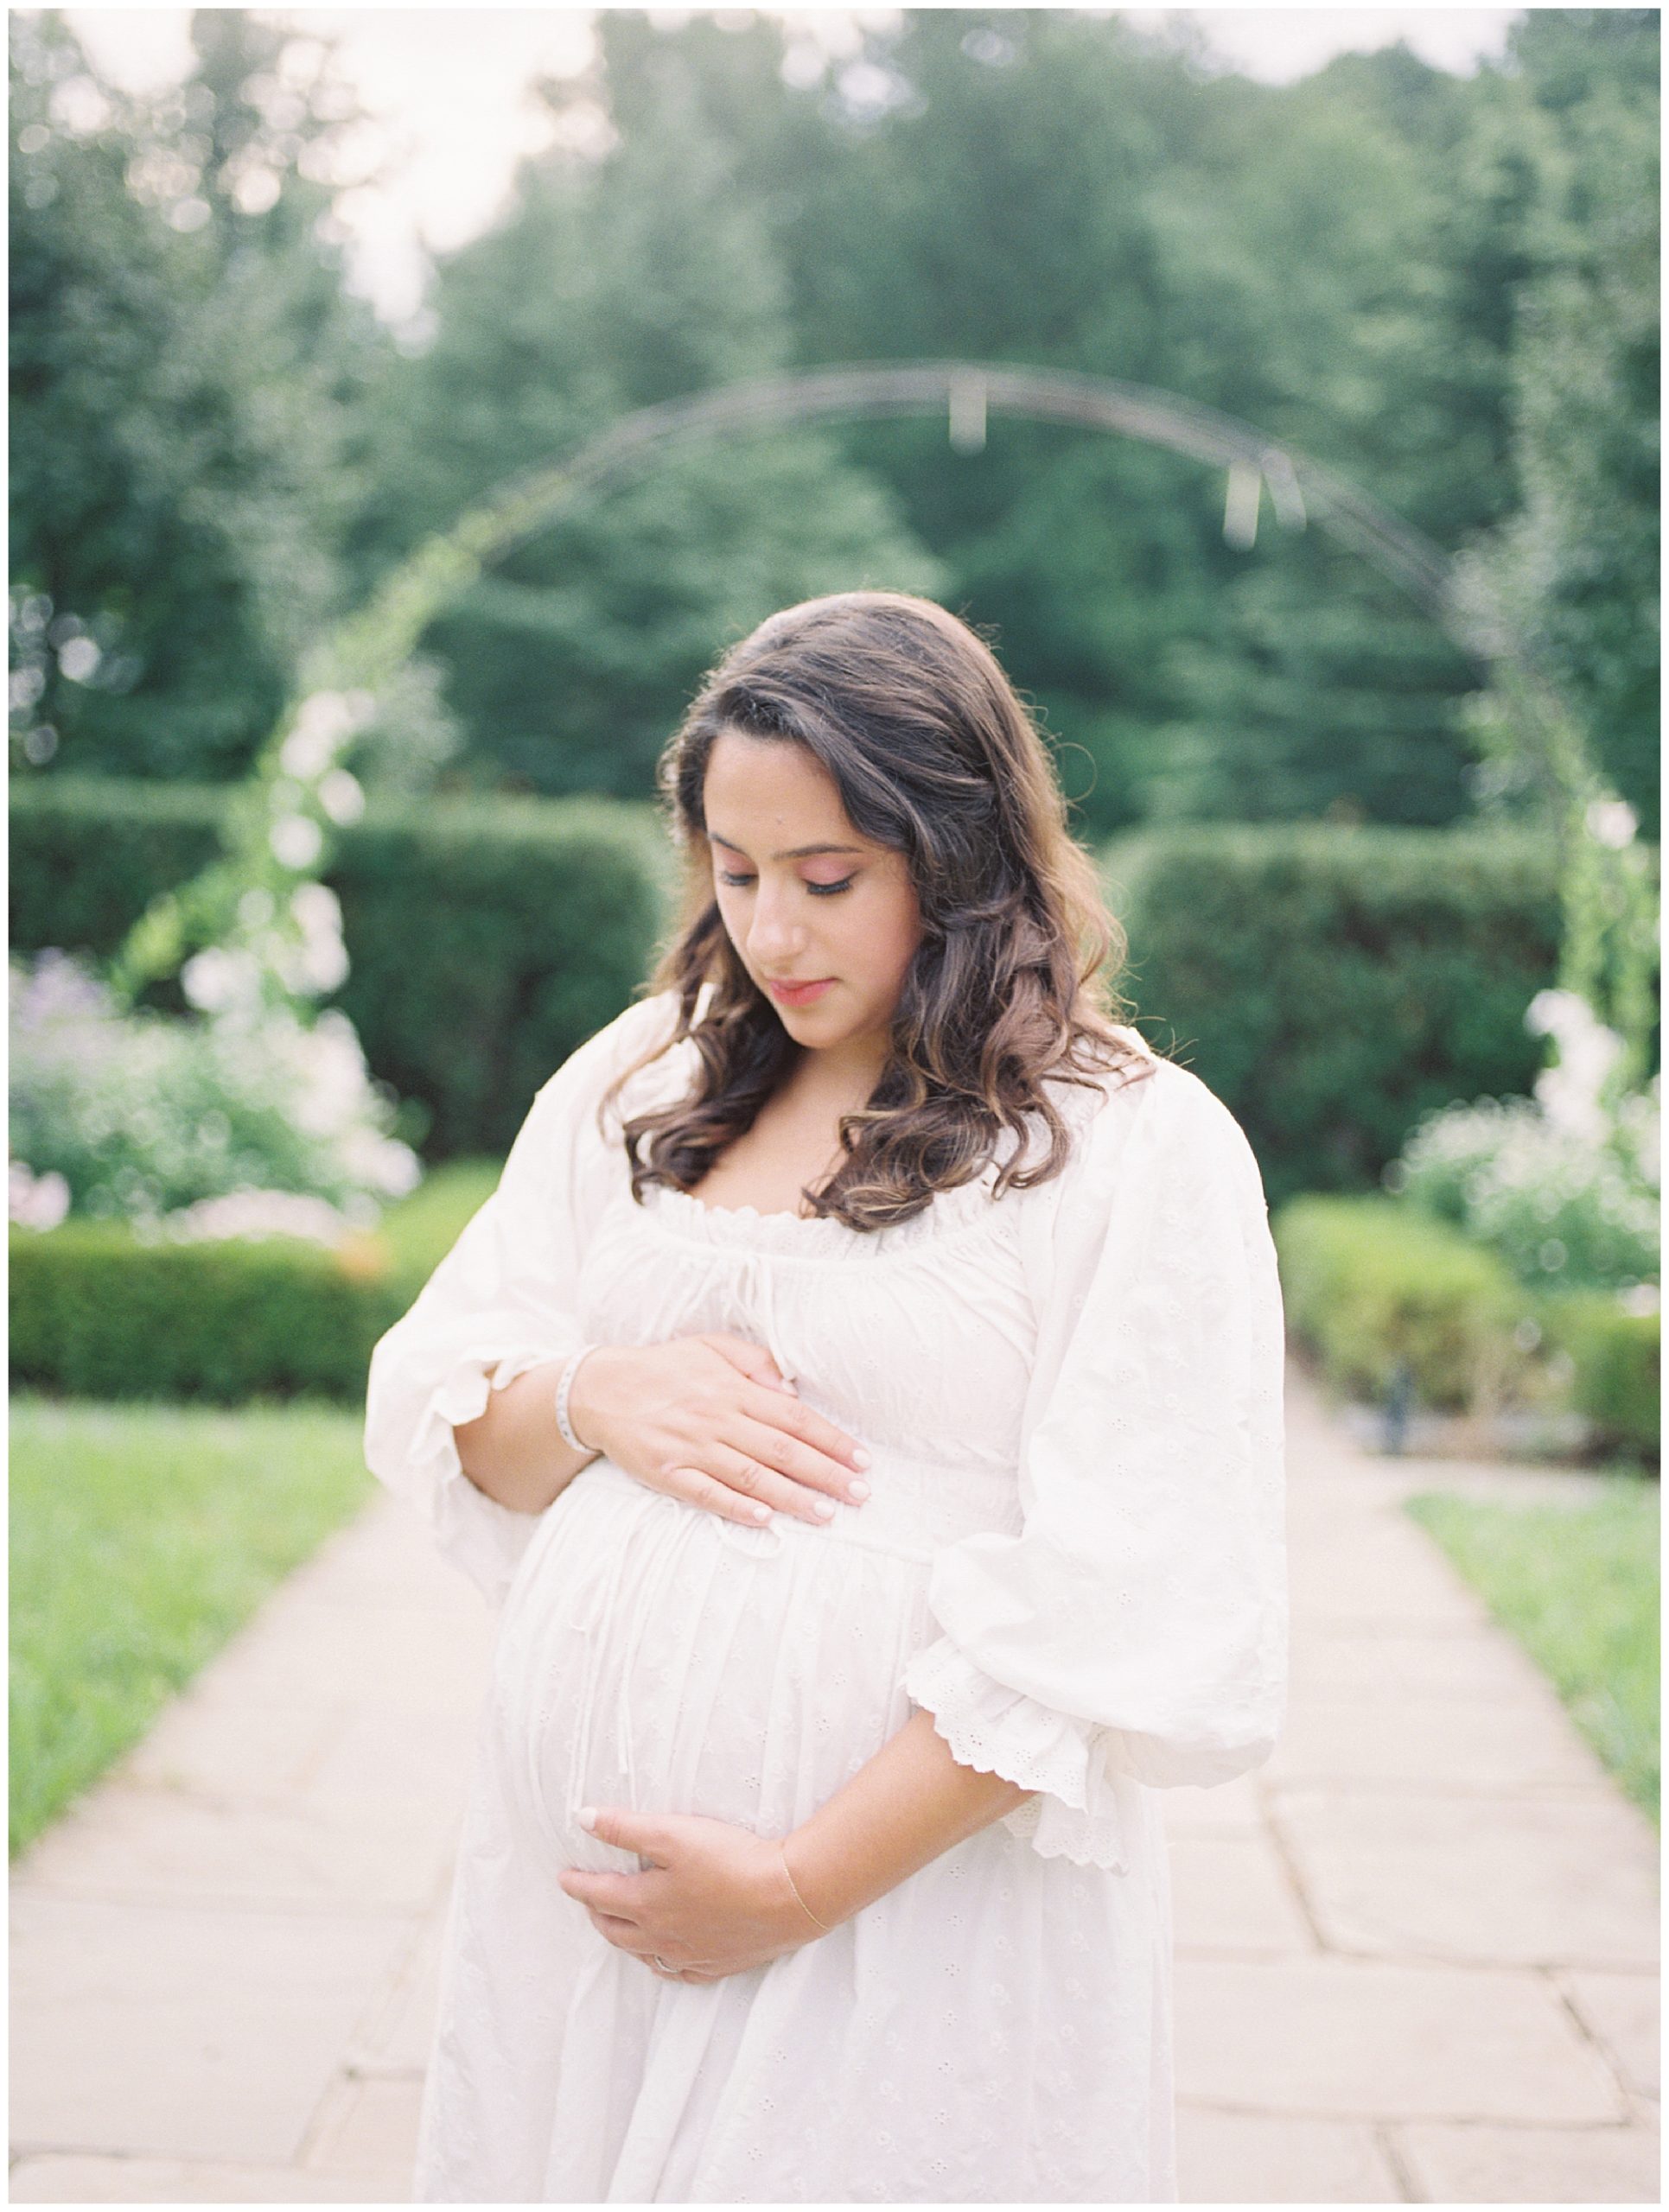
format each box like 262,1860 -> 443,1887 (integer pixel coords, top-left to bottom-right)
703,730 -> 923,1072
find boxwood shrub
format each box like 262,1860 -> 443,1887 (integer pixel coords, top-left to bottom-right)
1539,1289 -> 1661,1463
1274,1192 -> 1660,1461
9,1224 -> 411,1406
1104,821 -> 1611,1207
1271,1192 -> 1544,1413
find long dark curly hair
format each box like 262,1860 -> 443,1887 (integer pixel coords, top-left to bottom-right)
597,589 -> 1156,1232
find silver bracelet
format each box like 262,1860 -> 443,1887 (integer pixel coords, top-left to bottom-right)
554,1344 -> 600,1454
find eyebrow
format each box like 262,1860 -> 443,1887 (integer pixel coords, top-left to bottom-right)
708,832 -> 865,861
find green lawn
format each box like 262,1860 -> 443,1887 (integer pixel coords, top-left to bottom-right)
10,1396 -> 375,1858
1405,1478 -> 1660,1827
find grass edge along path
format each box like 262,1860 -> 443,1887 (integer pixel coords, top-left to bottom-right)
1404,1477 -> 1660,1829
10,1395 -> 376,1859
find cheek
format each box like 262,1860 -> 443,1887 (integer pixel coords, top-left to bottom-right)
872,886 -> 923,978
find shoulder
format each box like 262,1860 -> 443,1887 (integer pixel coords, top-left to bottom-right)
1050,1034 -> 1265,1207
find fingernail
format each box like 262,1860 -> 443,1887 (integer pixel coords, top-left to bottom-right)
813,1498 -> 836,1520
849,1479 -> 870,1501
851,1447 -> 871,1469
577,1806 -> 598,1832
751,1503 -> 771,1522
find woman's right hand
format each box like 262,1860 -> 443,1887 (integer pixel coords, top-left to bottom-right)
565,1333 -> 871,1529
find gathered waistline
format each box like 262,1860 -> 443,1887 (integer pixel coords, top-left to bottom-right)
572,1451 -> 1020,1570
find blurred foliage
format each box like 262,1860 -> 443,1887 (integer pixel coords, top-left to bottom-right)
10,776 -> 674,1159
1392,1087 -> 1659,1296
1538,1290 -> 1661,1461
10,9 -> 391,780
1273,1192 -> 1545,1412
10,948 -> 417,1220
1276,1190 -> 1659,1457
9,9 -> 1659,841
373,1158 -> 503,1281
1453,10 -> 1660,837
1104,819 -> 1603,1204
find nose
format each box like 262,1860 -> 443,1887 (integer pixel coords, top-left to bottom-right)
745,880 -> 809,966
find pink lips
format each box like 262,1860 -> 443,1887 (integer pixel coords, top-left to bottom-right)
767,977 -> 835,1006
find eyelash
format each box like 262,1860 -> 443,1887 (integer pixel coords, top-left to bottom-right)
717,872 -> 855,898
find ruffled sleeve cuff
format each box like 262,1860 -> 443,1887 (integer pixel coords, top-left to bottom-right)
901,1636 -> 1137,1873
396,1339 -> 574,1610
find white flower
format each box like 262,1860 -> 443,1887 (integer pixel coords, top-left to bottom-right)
340,1126 -> 424,1196
270,814 -> 324,869
291,882 -> 342,937
298,933 -> 350,995
1525,990 -> 1626,1144
182,946 -> 262,1015
1585,798 -> 1638,850
278,725 -> 332,779
1526,988 -> 1597,1044
279,690 -> 368,779
287,1008 -> 373,1138
163,1188 -> 351,1247
318,769 -> 365,825
10,1161 -> 70,1230
288,885 -> 350,995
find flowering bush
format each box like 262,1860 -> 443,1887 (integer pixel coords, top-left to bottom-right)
1388,991 -> 1659,1299
10,950 -> 419,1233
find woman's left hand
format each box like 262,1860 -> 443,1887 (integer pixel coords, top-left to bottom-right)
557,1806 -> 829,1982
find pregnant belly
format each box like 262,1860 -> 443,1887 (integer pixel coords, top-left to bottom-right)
487,1458 -> 939,1877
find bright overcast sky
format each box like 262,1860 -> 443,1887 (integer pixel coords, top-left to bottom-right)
58,6 -> 1526,329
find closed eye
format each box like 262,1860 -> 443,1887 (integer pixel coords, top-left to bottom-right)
717,873 -> 855,897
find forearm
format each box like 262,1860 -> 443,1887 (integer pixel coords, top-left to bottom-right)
452,1356 -> 599,1515
780,1707 -> 1035,1928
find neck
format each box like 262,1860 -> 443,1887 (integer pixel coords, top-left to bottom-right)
787,1033 -> 889,1106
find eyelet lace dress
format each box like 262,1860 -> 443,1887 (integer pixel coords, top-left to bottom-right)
363,988 -> 1288,2203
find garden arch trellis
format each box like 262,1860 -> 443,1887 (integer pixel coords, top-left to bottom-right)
112,361 -> 1654,1090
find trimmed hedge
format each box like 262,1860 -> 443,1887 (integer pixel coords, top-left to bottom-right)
10,777 -> 676,1159
7,1160 -> 505,1408
1540,1289 -> 1661,1462
1271,1193 -> 1542,1412
14,781 -> 1658,1193
10,1224 -> 409,1405
1274,1192 -> 1660,1459
1104,822 -> 1638,1207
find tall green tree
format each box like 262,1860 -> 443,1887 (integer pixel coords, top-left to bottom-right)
347,13 -> 942,799
720,13 -> 1514,833
10,9 -> 391,782
1459,10 -> 1659,835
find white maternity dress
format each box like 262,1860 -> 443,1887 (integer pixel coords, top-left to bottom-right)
363,986 -> 1287,2204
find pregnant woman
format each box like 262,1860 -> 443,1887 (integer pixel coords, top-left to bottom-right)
364,588 -> 1287,2202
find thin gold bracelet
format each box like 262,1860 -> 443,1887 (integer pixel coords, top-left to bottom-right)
779,1843 -> 836,1933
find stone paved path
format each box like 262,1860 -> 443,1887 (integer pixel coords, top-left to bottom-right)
10,1366 -> 1659,2202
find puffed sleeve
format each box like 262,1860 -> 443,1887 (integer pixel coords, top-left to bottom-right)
363,989 -> 681,1608
901,1057 -> 1287,1870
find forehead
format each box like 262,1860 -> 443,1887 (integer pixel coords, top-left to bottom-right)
702,732 -> 861,841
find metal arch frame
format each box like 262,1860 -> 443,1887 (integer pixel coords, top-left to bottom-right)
130,355 -> 1651,1036
458,359 -> 1461,633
